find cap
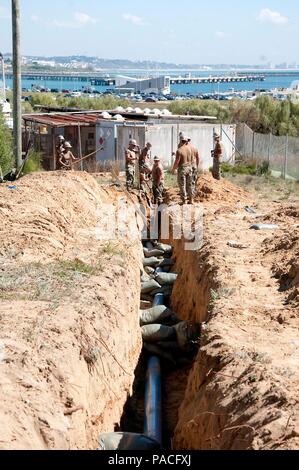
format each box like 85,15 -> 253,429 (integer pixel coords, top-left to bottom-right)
64,141 -> 72,149
214,133 -> 220,139
129,139 -> 138,146
146,142 -> 152,147
180,134 -> 189,142
154,156 -> 160,161
58,135 -> 65,140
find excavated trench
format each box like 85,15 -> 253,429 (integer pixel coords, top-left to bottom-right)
114,230 -> 216,451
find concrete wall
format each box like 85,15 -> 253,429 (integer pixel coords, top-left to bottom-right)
145,123 -> 236,169
100,121 -> 236,170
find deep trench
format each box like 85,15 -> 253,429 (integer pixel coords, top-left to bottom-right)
119,232 -> 212,450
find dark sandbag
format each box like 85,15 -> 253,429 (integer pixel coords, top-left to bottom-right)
144,248 -> 165,258
141,293 -> 155,302
250,224 -> 279,231
174,321 -> 201,350
150,285 -> 173,297
143,257 -> 161,267
158,258 -> 175,268
156,272 -> 178,286
141,280 -> 161,294
142,324 -> 175,342
157,341 -> 181,353
98,433 -> 161,451
155,243 -> 173,255
143,343 -> 176,365
144,266 -> 155,275
140,305 -> 178,326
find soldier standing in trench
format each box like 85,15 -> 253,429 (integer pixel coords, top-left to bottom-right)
139,142 -> 153,191
125,139 -> 139,190
211,133 -> 223,180
59,142 -> 78,171
152,156 -> 165,205
188,137 -> 201,196
172,135 -> 193,205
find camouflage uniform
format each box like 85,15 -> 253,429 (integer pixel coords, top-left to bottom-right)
152,161 -> 164,205
126,149 -> 137,189
178,165 -> 193,202
212,140 -> 223,180
126,164 -> 135,188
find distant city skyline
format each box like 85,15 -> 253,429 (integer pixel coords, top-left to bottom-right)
0,0 -> 298,64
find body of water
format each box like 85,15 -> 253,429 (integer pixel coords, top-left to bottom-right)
2,70 -> 299,95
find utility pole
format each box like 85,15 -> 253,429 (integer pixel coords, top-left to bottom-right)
0,53 -> 6,101
12,0 -> 22,169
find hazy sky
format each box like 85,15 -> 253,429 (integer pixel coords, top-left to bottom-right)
0,0 -> 298,63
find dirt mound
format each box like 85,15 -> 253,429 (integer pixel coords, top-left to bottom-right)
263,229 -> 299,306
194,174 -> 250,204
0,172 -> 142,450
263,205 -> 299,224
0,172 -> 113,262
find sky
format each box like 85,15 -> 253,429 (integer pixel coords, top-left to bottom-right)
0,0 -> 298,64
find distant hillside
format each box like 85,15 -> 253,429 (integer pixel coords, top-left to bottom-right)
2,54 -> 266,70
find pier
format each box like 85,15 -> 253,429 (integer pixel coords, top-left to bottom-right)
170,75 -> 265,84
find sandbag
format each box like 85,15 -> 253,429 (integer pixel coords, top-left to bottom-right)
141,280 -> 161,294
144,266 -> 155,275
143,257 -> 160,267
98,433 -> 160,451
143,343 -> 176,365
250,224 -> 279,231
174,321 -> 201,350
150,285 -> 174,297
144,248 -> 165,258
158,258 -> 175,268
141,324 -> 175,342
156,272 -> 178,286
141,293 -> 155,302
155,243 -> 173,255
157,341 -> 181,353
140,305 -> 177,326
141,273 -> 150,283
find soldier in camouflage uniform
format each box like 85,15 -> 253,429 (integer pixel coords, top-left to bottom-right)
188,138 -> 200,196
172,135 -> 193,204
211,134 -> 223,180
152,156 -> 165,205
125,139 -> 139,189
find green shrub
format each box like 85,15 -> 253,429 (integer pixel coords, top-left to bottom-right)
23,150 -> 42,175
0,112 -> 13,176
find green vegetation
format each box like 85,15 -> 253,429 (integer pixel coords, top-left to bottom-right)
57,259 -> 103,276
168,96 -> 299,137
23,149 -> 42,175
0,112 -> 13,176
101,242 -> 124,258
22,93 -> 130,113
221,161 -> 270,176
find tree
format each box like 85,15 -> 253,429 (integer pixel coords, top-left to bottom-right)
0,112 -> 13,176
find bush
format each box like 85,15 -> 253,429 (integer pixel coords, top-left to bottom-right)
23,150 -> 42,175
0,112 -> 13,176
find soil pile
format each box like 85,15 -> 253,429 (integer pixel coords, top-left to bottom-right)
0,172 -> 142,450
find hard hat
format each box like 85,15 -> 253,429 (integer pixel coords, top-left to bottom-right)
129,139 -> 138,146
64,141 -> 72,149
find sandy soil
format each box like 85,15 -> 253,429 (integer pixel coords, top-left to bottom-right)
0,172 -> 143,450
166,174 -> 299,450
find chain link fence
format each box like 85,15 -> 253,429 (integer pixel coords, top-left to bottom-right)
236,123 -> 299,180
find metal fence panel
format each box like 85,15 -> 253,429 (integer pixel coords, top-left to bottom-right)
236,124 -> 299,180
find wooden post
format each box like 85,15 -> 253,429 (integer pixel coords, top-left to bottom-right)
12,0 -> 22,169
52,127 -> 56,171
78,124 -> 83,171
